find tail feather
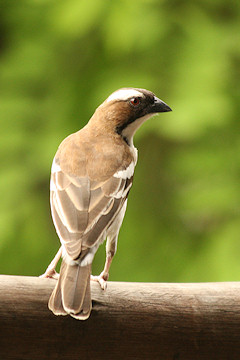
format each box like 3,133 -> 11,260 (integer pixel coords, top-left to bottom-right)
62,262 -> 91,313
48,260 -> 92,320
71,279 -> 92,320
48,260 -> 67,316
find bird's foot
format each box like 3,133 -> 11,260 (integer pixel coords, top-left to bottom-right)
91,272 -> 109,290
39,268 -> 59,280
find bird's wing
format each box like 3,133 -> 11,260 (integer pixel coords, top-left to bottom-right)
50,160 -> 133,260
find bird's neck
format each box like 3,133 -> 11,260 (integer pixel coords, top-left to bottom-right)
119,113 -> 153,148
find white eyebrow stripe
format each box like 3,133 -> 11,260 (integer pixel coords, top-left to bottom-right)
106,89 -> 143,102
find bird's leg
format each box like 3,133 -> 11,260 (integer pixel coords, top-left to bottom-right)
91,236 -> 117,290
91,251 -> 113,290
40,246 -> 62,280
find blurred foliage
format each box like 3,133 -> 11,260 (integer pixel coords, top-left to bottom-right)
0,0 -> 240,282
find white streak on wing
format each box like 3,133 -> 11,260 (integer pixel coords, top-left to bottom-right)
53,191 -> 68,228
106,89 -> 143,103
114,162 -> 135,179
84,198 -> 114,235
122,183 -> 133,197
50,179 -> 57,192
115,182 -> 132,199
107,201 -> 127,239
101,198 -> 114,215
51,158 -> 61,173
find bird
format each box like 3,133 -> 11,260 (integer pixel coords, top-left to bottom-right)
41,87 -> 172,320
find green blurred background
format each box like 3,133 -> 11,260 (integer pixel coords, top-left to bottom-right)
1,0 -> 240,282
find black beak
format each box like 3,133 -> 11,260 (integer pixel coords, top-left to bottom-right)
151,96 -> 172,113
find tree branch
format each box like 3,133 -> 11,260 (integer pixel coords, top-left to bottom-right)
0,275 -> 240,359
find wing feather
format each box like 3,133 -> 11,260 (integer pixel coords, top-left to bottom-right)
101,176 -> 122,196
66,183 -> 89,211
50,161 -> 134,261
55,172 -> 71,190
81,197 -> 123,247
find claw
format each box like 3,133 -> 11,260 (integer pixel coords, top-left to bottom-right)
91,272 -> 108,290
39,268 -> 59,280
40,247 -> 62,280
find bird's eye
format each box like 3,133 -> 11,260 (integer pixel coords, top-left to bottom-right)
130,97 -> 140,106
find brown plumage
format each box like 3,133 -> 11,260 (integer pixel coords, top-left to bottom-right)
42,87 -> 171,320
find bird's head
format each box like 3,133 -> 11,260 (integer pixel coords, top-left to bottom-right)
90,87 -> 172,146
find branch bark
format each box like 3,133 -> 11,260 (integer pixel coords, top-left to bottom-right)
1,275 -> 240,359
